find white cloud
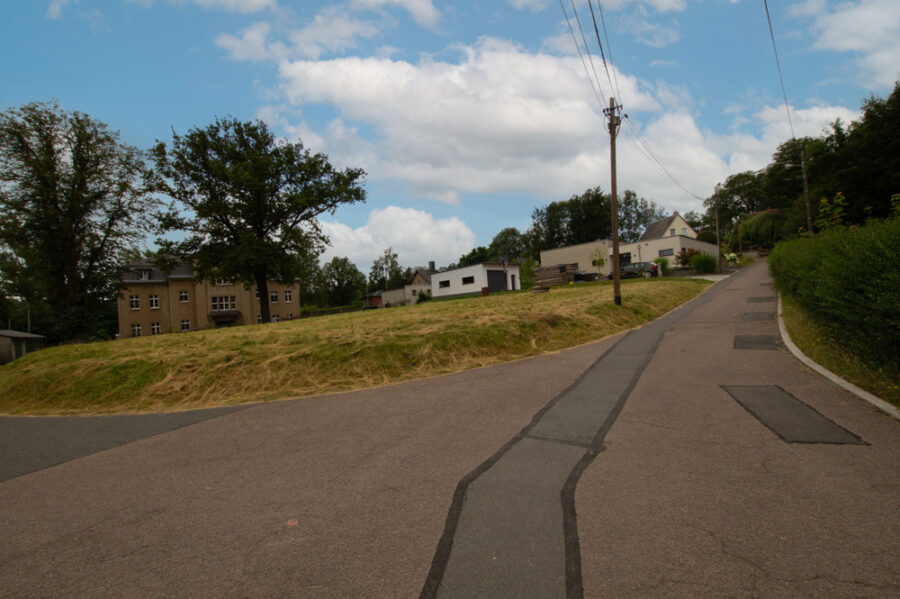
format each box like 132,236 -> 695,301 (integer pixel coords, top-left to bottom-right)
289,7 -> 380,59
802,0 -> 900,88
216,22 -> 273,61
510,0 -> 548,12
350,0 -> 440,27
46,0 -> 73,19
619,7 -> 682,48
319,206 -> 476,270
194,0 -> 276,12
278,37 -> 661,205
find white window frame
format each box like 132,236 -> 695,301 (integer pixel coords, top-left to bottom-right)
180,320 -> 190,332
270,290 -> 278,303
131,323 -> 141,337
129,295 -> 140,310
149,294 -> 159,309
178,290 -> 189,303
284,289 -> 292,303
150,322 -> 161,335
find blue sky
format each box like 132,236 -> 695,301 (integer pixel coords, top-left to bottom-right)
2,1 -> 897,270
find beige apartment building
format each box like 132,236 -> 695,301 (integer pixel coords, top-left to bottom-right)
117,262 -> 300,338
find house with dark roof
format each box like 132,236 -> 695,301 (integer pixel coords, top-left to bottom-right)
539,212 -> 716,277
0,329 -> 45,364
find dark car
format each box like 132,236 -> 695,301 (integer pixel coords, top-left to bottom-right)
608,261 -> 658,279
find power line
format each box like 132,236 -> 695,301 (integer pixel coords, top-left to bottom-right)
586,0 -> 620,106
558,0 -> 606,107
594,1 -> 624,106
763,0 -> 796,139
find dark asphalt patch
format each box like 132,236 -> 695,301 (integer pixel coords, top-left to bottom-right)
747,296 -> 776,303
722,386 -> 866,445
0,406 -> 246,482
734,335 -> 782,350
742,312 -> 775,321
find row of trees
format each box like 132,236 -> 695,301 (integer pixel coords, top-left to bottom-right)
0,102 -> 366,341
703,82 -> 900,247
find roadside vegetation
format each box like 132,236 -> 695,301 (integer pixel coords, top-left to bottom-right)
770,213 -> 900,406
0,279 -> 709,415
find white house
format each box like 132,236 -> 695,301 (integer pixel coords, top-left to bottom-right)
430,263 -> 521,299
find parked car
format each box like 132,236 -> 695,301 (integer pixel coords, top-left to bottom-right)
608,261 -> 658,279
573,271 -> 598,282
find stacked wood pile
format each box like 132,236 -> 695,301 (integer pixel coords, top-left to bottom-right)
534,264 -> 577,289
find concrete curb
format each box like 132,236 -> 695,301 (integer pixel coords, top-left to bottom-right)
777,294 -> 900,421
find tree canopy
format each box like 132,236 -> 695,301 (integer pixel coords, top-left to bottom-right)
0,102 -> 155,341
150,117 -> 365,322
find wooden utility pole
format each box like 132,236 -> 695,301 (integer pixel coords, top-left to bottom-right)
606,97 -> 622,306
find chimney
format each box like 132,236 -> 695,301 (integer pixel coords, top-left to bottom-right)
428,261 -> 435,272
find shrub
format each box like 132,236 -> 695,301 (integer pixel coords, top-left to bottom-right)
690,253 -> 718,273
417,290 -> 432,303
676,248 -> 702,267
652,257 -> 670,275
769,216 -> 900,374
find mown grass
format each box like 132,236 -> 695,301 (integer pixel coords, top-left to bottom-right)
781,294 -> 900,408
0,278 -> 710,415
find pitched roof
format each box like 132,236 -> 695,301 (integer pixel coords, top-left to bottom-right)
0,329 -> 45,339
639,213 -> 679,241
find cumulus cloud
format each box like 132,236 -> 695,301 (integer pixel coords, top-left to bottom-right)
216,22 -> 273,61
46,0 -> 73,19
194,0 -> 276,12
319,206 -> 476,269
509,0 -> 548,12
350,0 -> 440,27
278,37 -> 661,203
800,0 -> 900,88
289,7 -> 380,59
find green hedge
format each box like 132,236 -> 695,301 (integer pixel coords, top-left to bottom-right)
690,253 -> 717,274
769,217 -> 900,373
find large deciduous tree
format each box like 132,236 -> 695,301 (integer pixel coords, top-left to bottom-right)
0,102 -> 154,341
150,117 -> 366,323
321,256 -> 366,307
368,247 -> 404,291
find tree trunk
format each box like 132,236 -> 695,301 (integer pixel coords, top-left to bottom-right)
256,275 -> 271,324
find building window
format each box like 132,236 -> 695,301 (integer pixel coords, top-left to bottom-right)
286,313 -> 293,320
215,277 -> 231,286
284,289 -> 292,303
180,320 -> 190,332
150,322 -> 161,335
131,323 -> 141,337
138,269 -> 151,280
255,290 -> 260,301
211,296 -> 236,311
681,228 -> 687,235
272,315 -> 279,323
462,276 -> 475,285
438,280 -> 450,288
129,295 -> 140,310
658,248 -> 674,257
257,315 -> 262,323
149,294 -> 159,309
270,291 -> 278,303
670,228 -> 676,236
179,290 -> 189,303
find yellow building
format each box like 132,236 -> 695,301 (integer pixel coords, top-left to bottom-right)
117,262 -> 299,337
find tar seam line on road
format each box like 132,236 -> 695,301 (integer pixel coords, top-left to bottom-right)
421,267 -> 753,599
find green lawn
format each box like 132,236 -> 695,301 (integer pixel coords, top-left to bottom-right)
0,278 -> 711,415
781,294 -> 900,408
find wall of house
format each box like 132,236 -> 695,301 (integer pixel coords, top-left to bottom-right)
118,278 -> 300,337
615,236 -> 717,266
540,240 -> 613,276
660,214 -> 696,239
431,264 -> 521,299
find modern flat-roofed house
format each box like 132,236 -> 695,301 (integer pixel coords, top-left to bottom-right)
539,213 -> 717,277
117,262 -> 299,337
430,262 -> 521,299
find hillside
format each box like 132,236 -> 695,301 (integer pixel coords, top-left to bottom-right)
0,279 -> 711,415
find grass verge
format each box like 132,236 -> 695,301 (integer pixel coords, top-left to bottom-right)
781,294 -> 900,408
0,278 -> 710,415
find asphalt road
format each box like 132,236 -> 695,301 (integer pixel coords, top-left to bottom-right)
1,261 -> 898,598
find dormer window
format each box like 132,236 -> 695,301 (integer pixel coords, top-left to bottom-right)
138,269 -> 151,280
670,229 -> 676,236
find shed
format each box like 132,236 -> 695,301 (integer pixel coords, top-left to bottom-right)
0,329 -> 46,364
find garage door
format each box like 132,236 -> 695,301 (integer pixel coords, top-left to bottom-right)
486,270 -> 507,292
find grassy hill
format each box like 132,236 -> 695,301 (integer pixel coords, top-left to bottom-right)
0,278 -> 711,415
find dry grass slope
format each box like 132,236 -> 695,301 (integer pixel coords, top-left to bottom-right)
0,279 -> 710,415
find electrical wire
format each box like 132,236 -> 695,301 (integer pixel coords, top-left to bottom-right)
559,0 -> 606,107
763,0 -> 796,139
595,1 -> 624,107
586,0 -> 619,106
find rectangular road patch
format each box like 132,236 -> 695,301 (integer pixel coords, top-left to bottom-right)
734,335 -> 782,350
722,385 -> 866,444
747,296 -> 776,303
742,312 -> 775,321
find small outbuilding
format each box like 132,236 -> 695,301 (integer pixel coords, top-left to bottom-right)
0,329 -> 46,364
